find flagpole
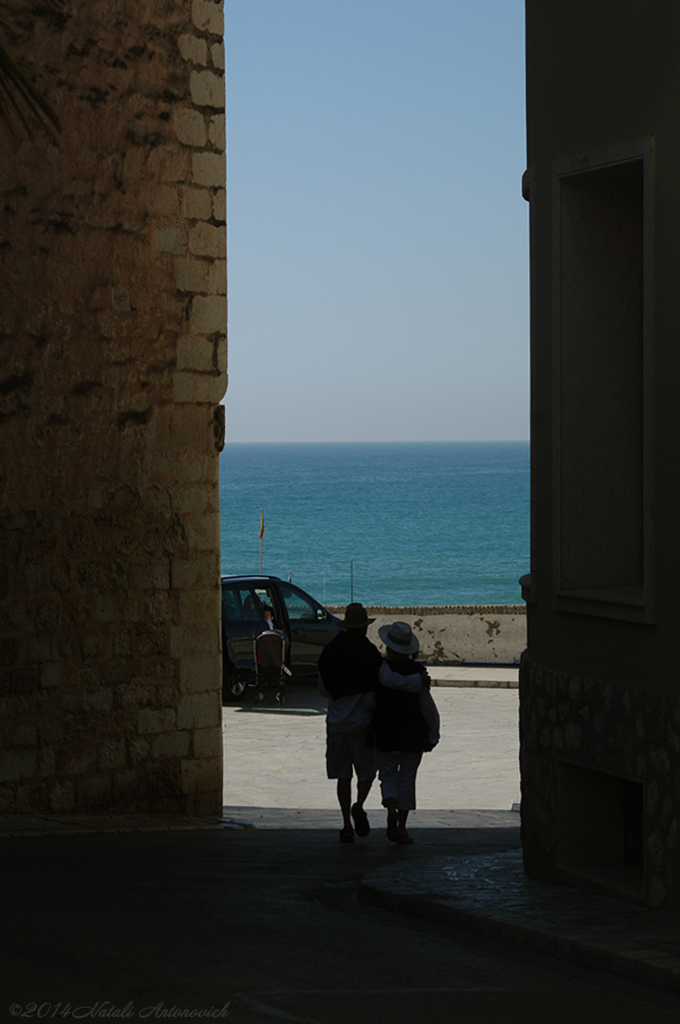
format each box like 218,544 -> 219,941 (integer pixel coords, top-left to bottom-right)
259,508 -> 264,574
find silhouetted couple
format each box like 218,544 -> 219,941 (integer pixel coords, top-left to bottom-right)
318,603 -> 439,844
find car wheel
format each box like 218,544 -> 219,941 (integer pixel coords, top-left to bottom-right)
223,660 -> 246,703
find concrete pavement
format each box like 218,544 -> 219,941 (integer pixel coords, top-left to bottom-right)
221,680 -> 521,817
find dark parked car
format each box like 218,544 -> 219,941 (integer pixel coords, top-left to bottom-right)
221,575 -> 342,701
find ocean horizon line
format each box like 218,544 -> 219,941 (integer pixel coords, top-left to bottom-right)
224,439 -> 529,446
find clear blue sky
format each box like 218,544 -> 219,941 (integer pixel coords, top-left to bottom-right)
225,1 -> 528,442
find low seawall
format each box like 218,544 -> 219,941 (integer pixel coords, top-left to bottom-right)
328,605 -> 526,665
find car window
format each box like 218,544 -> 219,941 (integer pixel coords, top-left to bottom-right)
222,587 -> 265,622
277,583 -> 322,622
221,586 -> 240,621
253,588 -> 278,626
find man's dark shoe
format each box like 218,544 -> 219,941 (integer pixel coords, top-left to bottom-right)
351,803 -> 370,837
339,825 -> 355,843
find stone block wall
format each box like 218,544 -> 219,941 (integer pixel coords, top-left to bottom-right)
328,606 -> 526,664
0,0 -> 227,815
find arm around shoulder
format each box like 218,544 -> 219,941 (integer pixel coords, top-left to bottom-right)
379,661 -> 423,692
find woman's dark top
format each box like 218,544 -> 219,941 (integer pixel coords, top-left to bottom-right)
372,656 -> 431,753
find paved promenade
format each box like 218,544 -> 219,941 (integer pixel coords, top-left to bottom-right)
221,671 -> 521,822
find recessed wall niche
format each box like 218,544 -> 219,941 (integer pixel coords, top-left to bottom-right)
552,140 -> 654,621
556,760 -> 644,902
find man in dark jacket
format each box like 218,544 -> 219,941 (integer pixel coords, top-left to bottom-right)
318,603 -> 382,843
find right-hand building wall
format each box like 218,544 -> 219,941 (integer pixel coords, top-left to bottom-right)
520,0 -> 680,908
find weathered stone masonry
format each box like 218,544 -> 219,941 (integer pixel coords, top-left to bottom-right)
520,654 -> 680,908
0,0 -> 227,814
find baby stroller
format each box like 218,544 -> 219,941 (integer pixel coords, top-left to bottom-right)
252,630 -> 291,705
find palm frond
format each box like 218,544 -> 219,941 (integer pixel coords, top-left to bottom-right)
0,1 -> 64,137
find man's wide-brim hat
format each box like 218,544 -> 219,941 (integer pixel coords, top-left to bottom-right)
378,620 -> 420,655
342,602 -> 375,629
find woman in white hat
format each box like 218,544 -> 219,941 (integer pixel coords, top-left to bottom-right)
373,621 -> 440,844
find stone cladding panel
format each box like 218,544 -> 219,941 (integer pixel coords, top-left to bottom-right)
520,653 -> 680,909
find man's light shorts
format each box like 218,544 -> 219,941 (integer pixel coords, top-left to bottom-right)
326,726 -> 377,781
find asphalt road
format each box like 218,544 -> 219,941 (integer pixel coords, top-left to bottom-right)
2,827 -> 680,1024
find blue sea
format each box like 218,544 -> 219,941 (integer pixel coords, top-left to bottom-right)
218,442 -> 529,608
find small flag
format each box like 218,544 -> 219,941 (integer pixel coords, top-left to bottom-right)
259,509 -> 265,540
